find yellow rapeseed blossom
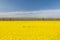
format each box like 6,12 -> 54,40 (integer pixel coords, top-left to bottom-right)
0,21 -> 60,40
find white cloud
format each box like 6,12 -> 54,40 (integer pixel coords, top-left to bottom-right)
0,9 -> 60,18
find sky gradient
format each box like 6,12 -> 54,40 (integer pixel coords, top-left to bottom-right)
0,0 -> 60,18
0,0 -> 60,12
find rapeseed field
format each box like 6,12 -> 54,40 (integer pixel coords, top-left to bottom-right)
0,21 -> 60,40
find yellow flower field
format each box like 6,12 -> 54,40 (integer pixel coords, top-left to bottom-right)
0,21 -> 60,40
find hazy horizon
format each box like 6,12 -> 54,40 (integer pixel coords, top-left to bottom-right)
0,0 -> 60,18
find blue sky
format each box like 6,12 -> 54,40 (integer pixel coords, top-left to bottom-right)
0,0 -> 60,18
0,0 -> 60,12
